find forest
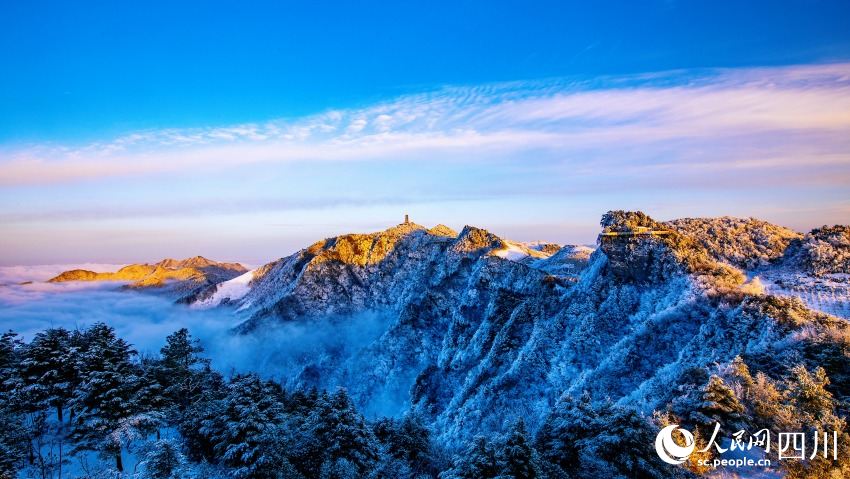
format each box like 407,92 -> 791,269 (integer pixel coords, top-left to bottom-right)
0,323 -> 696,479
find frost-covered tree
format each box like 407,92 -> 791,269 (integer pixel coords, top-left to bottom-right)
140,439 -> 185,479
535,394 -> 597,472
0,408 -> 27,479
788,365 -> 837,428
497,418 -> 540,479
0,331 -> 22,396
691,375 -> 747,431
159,328 -> 209,416
69,323 -> 139,472
0,331 -> 26,477
441,436 -> 499,479
206,373 -> 286,479
319,458 -> 359,479
373,413 -> 434,476
19,328 -> 75,422
537,395 -> 687,479
178,366 -> 226,463
302,388 -> 379,478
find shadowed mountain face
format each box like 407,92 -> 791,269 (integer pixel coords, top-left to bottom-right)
47,256 -> 248,296
185,212 -> 850,450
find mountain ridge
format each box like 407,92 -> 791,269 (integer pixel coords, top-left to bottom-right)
183,212 -> 849,459
47,256 -> 248,296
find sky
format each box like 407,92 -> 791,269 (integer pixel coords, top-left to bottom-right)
1,1 -> 850,266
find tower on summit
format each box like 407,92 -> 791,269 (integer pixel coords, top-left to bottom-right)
404,214 -> 409,224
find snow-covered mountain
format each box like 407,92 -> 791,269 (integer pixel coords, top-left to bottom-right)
186,212 -> 850,451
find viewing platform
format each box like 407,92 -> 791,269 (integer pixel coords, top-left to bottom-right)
598,227 -> 673,237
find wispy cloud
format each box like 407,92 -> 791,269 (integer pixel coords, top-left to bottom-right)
2,63 -> 848,187
1,64 -> 849,264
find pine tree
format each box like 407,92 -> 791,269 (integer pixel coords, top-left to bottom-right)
15,328 -> 77,479
788,365 -> 837,428
0,331 -> 22,396
441,436 -> 499,479
0,331 -> 26,476
0,408 -> 27,479
497,418 -> 539,479
535,394 -> 597,474
305,388 -> 379,478
319,458 -> 359,479
19,328 -> 75,422
133,352 -> 167,439
141,439 -> 185,479
69,323 -> 138,472
537,395 -> 687,479
179,365 -> 226,463
159,328 -> 209,416
373,413 -> 434,476
580,404 -> 684,479
691,375 -> 747,431
209,373 -> 286,479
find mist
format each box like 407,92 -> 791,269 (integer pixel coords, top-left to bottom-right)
0,274 -> 404,414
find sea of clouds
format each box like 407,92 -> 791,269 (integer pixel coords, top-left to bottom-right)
0,265 -> 391,388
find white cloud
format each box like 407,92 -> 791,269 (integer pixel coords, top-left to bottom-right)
0,63 -> 847,188
345,118 -> 368,134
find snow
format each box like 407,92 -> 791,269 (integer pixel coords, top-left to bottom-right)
494,243 -> 530,261
761,272 -> 850,319
190,270 -> 255,309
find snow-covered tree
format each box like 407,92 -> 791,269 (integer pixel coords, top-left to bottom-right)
159,328 -> 210,416
788,365 -> 837,428
497,418 -> 540,479
19,327 -> 75,422
140,438 -> 186,479
302,388 -> 379,478
440,435 -> 499,479
691,375 -> 747,431
537,395 -> 687,479
206,373 -> 286,479
69,323 -> 139,472
373,413 -> 434,476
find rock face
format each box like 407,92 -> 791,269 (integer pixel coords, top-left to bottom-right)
47,256 -> 248,296
598,235 -> 672,282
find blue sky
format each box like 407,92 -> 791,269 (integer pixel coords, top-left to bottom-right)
1,1 -> 849,265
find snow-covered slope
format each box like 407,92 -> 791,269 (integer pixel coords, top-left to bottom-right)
189,269 -> 255,310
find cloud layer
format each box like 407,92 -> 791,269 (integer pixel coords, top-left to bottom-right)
0,280 -> 390,389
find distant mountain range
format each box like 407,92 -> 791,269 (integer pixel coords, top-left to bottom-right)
47,256 -> 247,295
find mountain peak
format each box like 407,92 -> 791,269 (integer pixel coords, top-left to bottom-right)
304,222 -> 428,267
427,224 -> 458,238
451,225 -> 505,255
